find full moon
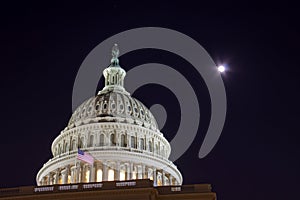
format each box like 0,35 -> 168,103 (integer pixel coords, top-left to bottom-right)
217,65 -> 225,73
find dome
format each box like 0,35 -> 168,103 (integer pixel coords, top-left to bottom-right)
36,44 -> 182,187
67,90 -> 159,131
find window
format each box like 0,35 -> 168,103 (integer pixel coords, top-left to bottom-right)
103,103 -> 107,109
148,141 -> 153,152
140,138 -> 145,150
63,141 -> 66,153
131,136 -> 136,148
110,134 -> 115,146
88,135 -> 94,147
121,134 -> 126,147
99,134 -> 105,146
71,139 -> 76,150
58,144 -> 61,154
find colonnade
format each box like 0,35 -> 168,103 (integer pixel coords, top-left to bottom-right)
40,161 -> 178,186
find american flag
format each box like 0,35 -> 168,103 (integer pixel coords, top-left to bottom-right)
77,149 -> 94,164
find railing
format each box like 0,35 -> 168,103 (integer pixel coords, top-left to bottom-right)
0,179 -> 153,198
0,179 -> 212,198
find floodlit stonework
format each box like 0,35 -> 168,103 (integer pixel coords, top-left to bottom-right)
36,44 -> 182,186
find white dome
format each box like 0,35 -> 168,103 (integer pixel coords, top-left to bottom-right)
36,44 -> 182,187
68,90 -> 159,131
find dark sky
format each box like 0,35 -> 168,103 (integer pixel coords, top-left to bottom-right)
0,1 -> 299,199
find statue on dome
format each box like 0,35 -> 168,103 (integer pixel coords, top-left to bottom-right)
112,44 -> 119,59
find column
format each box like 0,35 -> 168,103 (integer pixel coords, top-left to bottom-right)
49,174 -> 54,185
142,165 -> 146,179
54,169 -> 60,184
153,168 -> 157,186
169,175 -> 173,186
46,174 -> 50,185
137,165 -> 144,179
83,164 -> 88,182
41,177 -> 45,186
162,171 -> 165,186
103,162 -> 108,181
90,163 -> 95,182
66,165 -> 70,183
76,162 -> 81,183
114,161 -> 120,181
71,166 -> 76,183
130,162 -> 134,179
61,169 -> 67,184
80,164 -> 86,183
126,163 -> 130,180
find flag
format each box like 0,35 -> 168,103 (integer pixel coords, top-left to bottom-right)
77,149 -> 94,164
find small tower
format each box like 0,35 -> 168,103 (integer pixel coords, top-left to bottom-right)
100,44 -> 127,94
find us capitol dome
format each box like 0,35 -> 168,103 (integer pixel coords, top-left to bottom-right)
36,44 -> 183,187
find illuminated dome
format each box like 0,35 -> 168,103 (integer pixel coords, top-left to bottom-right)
67,90 -> 159,131
36,44 -> 182,187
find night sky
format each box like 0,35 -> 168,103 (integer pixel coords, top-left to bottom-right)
0,1 -> 299,199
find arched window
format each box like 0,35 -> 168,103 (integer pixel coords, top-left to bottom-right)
148,141 -> 153,152
140,138 -> 145,150
110,134 -> 115,146
99,134 -> 105,146
88,135 -> 94,147
58,144 -> 61,154
121,134 -> 126,147
131,136 -> 136,148
71,139 -> 76,151
62,141 -> 66,153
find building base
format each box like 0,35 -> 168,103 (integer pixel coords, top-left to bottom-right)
0,179 -> 216,200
